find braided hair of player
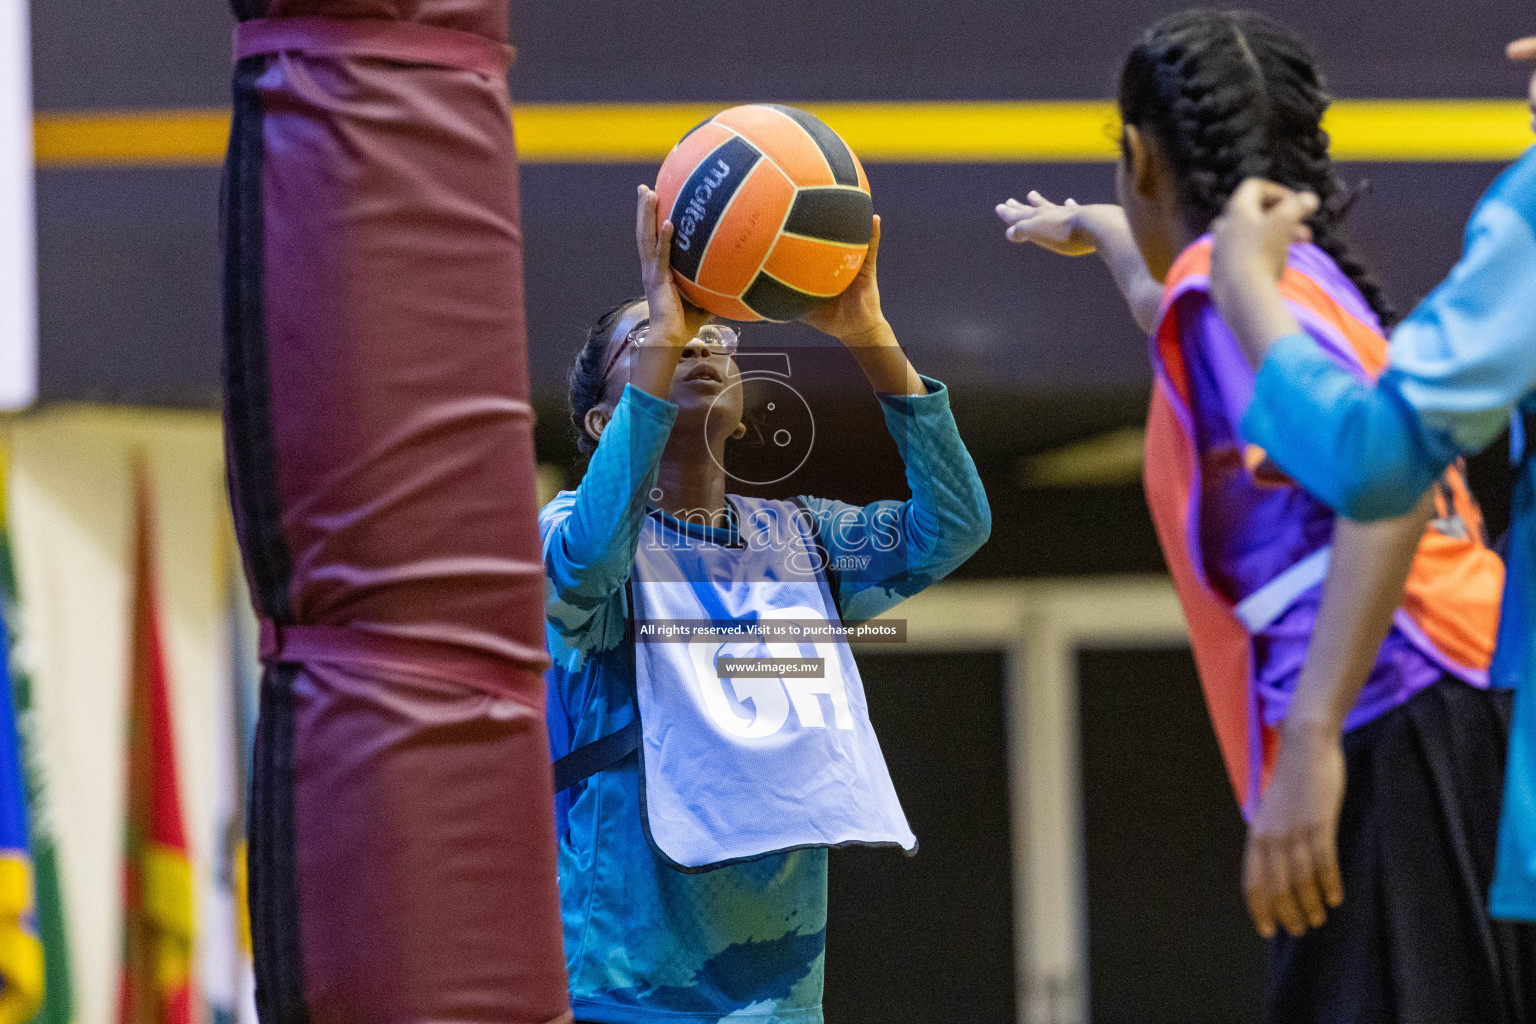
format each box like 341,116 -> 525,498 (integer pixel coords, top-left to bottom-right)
1118,8 -> 1397,328
568,296 -> 645,456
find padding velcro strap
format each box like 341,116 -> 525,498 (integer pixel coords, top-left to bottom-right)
235,16 -> 514,79
1233,546 -> 1333,633
257,618 -> 547,697
552,720 -> 641,793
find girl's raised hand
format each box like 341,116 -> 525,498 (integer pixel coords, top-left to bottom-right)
799,214 -> 887,345
800,216 -> 923,394
1211,178 -> 1318,289
995,191 -> 1100,257
636,185 -> 709,348
1208,179 -> 1317,365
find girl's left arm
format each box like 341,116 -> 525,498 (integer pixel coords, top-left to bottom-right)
800,216 -> 926,397
797,214 -> 991,619
799,379 -> 992,622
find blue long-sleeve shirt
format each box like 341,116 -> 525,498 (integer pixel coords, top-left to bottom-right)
1239,146 -> 1536,920
540,377 -> 990,1024
1242,148 -> 1536,520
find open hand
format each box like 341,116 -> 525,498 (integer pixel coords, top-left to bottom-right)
995,191 -> 1101,257
799,214 -> 887,344
1243,725 -> 1346,939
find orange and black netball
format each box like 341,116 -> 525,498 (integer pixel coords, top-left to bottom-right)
655,104 -> 874,322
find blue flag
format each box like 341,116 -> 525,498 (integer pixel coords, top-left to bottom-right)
0,604 -> 42,1023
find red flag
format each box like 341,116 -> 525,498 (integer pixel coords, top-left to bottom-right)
119,469 -> 194,1024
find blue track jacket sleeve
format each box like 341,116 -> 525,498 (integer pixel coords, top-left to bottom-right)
1241,148 -> 1536,520
539,384 -> 677,650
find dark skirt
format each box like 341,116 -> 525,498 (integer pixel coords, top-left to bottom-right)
1265,678 -> 1536,1024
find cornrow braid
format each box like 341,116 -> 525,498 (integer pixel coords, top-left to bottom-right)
568,296 -> 645,457
1119,8 -> 1397,328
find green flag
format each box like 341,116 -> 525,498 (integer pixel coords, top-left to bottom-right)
0,445 -> 74,1024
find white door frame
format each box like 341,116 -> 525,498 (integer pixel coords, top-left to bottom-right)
885,577 -> 1188,1024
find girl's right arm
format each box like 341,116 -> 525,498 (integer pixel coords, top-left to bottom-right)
996,192 -> 1164,332
542,185 -> 703,644
1241,493 -> 1434,939
1214,169 -> 1536,519
541,386 -> 677,645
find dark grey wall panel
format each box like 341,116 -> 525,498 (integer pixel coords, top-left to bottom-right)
35,159 -> 1510,407
35,167 -> 222,407
30,0 -> 233,109
1079,645 -> 1264,1024
31,1 -> 1535,110
825,649 -> 1015,1023
510,0 -> 1533,103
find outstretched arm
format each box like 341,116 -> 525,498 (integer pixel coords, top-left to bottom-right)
996,192 -> 1164,332
1242,493 -> 1433,938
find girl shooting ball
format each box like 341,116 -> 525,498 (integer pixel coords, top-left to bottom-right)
998,9 -> 1534,1021
540,185 -> 990,1024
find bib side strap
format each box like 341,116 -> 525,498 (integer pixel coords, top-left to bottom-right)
1233,545 -> 1333,633
234,16 -> 515,79
553,719 -> 640,793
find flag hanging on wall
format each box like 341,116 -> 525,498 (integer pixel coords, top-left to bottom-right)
205,568 -> 257,1024
0,608 -> 43,1024
0,439 -> 70,1024
118,471 -> 193,1024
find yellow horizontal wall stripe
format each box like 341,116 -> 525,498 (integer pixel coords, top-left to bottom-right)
1324,100 -> 1534,161
35,109 -> 232,167
31,99 -> 1534,168
514,101 -> 1127,162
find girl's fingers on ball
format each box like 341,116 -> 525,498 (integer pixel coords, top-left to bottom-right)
636,187 -> 658,247
657,221 -> 675,269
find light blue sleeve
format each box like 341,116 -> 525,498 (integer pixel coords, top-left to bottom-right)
1242,150 -> 1536,520
539,384 -> 678,647
798,377 -> 992,622
1241,334 -> 1449,518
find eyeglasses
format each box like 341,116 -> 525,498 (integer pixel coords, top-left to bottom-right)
599,321 -> 740,384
